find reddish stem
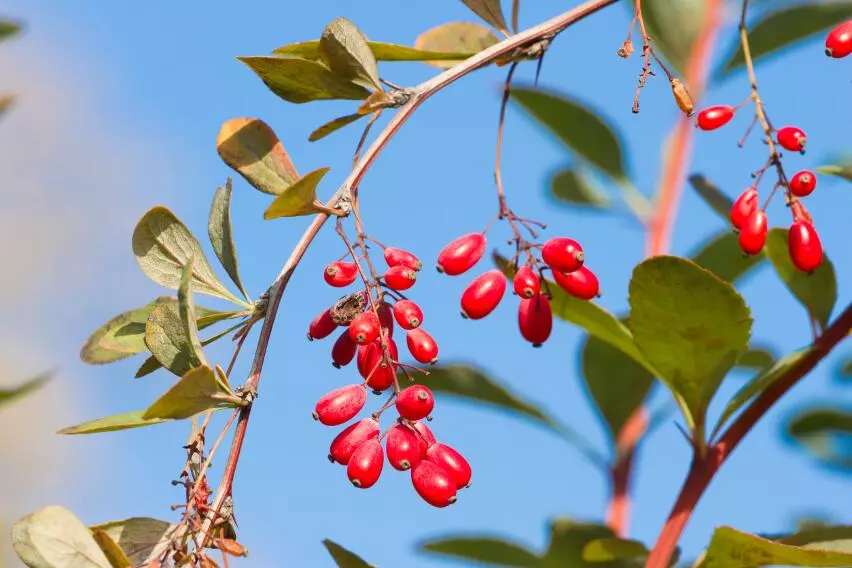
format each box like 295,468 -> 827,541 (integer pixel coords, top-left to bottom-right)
606,408 -> 648,536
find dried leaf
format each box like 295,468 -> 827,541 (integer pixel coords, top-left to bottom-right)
414,22 -> 500,69
89,518 -> 177,566
11,506 -> 111,568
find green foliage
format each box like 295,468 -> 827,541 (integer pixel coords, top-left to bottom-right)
264,166 -> 333,219
817,163 -> 852,183
0,373 -> 49,409
90,531 -> 131,568
690,231 -> 765,284
273,40 -> 478,63
144,301 -> 204,377
786,407 -> 852,470
209,179 -> 249,300
216,117 -> 300,195
581,537 -> 650,563
627,0 -> 705,76
0,20 -> 22,43
459,0 -> 510,33
143,365 -> 243,420
688,174 -> 734,222
414,22 -> 500,69
699,525 -> 852,567
549,168 -> 611,209
58,410 -> 172,435
421,536 -> 540,566
323,539 -> 376,568
237,56 -> 372,104
318,18 -> 382,92
310,113 -> 365,142
88,518 -> 176,567
12,506 -> 112,568
736,346 -> 777,372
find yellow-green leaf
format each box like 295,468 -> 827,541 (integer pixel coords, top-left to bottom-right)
0,373 -> 50,410
273,40 -> 477,63
144,302 -> 202,377
216,117 -> 300,196
323,539 -> 377,568
0,20 -> 22,43
178,259 -> 208,368
309,113 -> 366,142
12,506 -> 112,568
90,531 -> 131,568
817,164 -> 852,183
80,297 -> 173,364
264,166 -> 332,219
237,56 -> 371,104
143,365 -> 242,421
58,410 -> 172,435
460,0 -> 510,33
549,168 -> 611,209
413,22 -> 500,69
420,536 -> 540,567
208,179 -> 249,300
582,537 -> 650,562
701,526 -> 852,567
135,319 -> 246,379
89,518 -> 177,567
318,18 -> 382,92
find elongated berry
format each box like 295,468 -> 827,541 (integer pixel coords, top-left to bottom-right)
396,385 -> 435,421
739,210 -> 768,255
363,339 -> 399,391
437,233 -> 486,276
553,266 -> 600,300
331,331 -> 357,368
406,328 -> 439,364
377,301 -> 395,338
513,265 -> 540,298
518,293 -> 552,347
384,266 -> 417,291
348,311 -> 380,345
696,105 -> 735,131
347,439 -> 384,488
313,384 -> 367,426
730,188 -> 759,230
411,460 -> 457,507
461,270 -> 507,319
777,126 -> 807,153
426,443 -> 472,489
825,20 -> 852,58
384,247 -> 422,271
541,237 -> 585,273
324,261 -> 358,287
329,418 -> 379,465
308,309 -> 337,341
393,300 -> 423,330
385,423 -> 423,471
411,420 -> 437,454
788,220 -> 823,272
790,170 -> 817,197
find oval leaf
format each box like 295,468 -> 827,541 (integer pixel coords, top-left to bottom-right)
688,174 -> 734,222
142,365 -> 242,421
550,168 -> 611,209
414,21 -> 500,69
208,179 -> 249,300
58,410 -> 172,435
145,302 -> 202,377
80,297 -> 174,364
323,539 -> 376,568
736,346 -> 777,372
237,56 -> 371,104
786,407 -> 852,470
12,506 -> 111,568
701,526 -> 852,567
136,319 -> 245,379
274,40 -> 479,62
460,0 -> 509,33
583,537 -> 650,562
690,231 -> 765,284
542,519 -> 617,567
216,117 -> 300,196
89,518 -> 176,567
263,166 -> 332,219
420,536 -> 540,567
319,18 -> 382,92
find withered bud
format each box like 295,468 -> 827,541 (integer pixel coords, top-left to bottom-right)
670,78 -> 695,117
617,40 -> 635,58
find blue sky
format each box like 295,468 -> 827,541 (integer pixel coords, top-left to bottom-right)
2,1 -> 851,566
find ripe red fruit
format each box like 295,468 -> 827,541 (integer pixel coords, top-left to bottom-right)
363,339 -> 399,391
376,301 -> 395,338
328,418 -> 379,465
331,331 -> 357,368
426,443 -> 472,489
323,261 -> 358,287
788,220 -> 823,272
347,439 -> 384,489
553,266 -> 600,300
518,293 -> 553,347
541,237 -> 585,273
384,266 -> 417,291
513,265 -> 540,298
313,384 -> 367,426
392,300 -> 424,330
730,188 -> 759,230
406,328 -> 439,364
437,233 -> 487,276
790,170 -> 817,197
411,460 -> 458,507
396,385 -> 435,421
738,210 -> 768,255
348,311 -> 380,345
825,20 -> 852,58
308,309 -> 338,341
776,126 -> 807,153
461,270 -> 507,319
696,105 -> 735,131
384,247 -> 422,271
385,424 -> 423,471
411,420 -> 437,454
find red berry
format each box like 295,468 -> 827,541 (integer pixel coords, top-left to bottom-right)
410,420 -> 437,454
396,385 -> 435,421
826,20 -> 852,58
541,237 -> 585,273
313,384 -> 367,426
385,423 -> 423,471
437,233 -> 487,276
512,265 -> 540,298
777,126 -> 807,153
392,300 -> 424,330
329,418 -> 379,465
363,339 -> 399,391
323,261 -> 358,287
307,309 -> 338,341
411,460 -> 457,507
518,293 -> 552,347
348,311 -> 380,345
426,443 -> 472,489
384,247 -> 422,271
461,269 -> 507,319
384,266 -> 417,291
553,266 -> 600,300
331,331 -> 357,368
376,301 -> 395,338
347,439 -> 384,488
730,188 -> 759,230
696,105 -> 735,131
406,328 -> 439,364
790,170 -> 817,197
738,210 -> 768,255
788,220 -> 823,272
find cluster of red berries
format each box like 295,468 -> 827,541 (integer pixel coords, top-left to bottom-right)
826,20 -> 852,58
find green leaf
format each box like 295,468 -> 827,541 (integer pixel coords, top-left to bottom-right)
216,117 -> 300,196
701,526 -> 852,567
690,231 -> 764,284
12,506 -> 112,568
786,407 -> 852,469
817,164 -> 852,183
90,531 -> 131,568
80,297 -> 173,364
549,168 -> 611,209
583,537 -> 649,562
0,373 -> 50,409
89,518 -> 177,567
511,88 -> 628,182
318,18 -> 382,92
58,410 -> 172,435
736,346 -> 777,372
764,228 -> 837,330
413,22 -> 500,69
688,174 -> 733,222
237,56 -> 371,104
273,40 -> 477,63
0,20 -> 22,43
263,166 -> 332,219
135,319 -> 246,379
629,256 -> 752,432
780,525 -> 852,548
420,536 -> 540,566
178,259 -> 208,368
542,519 -> 621,567
460,0 -> 510,33
143,365 -> 242,420
309,113 -> 366,142
132,206 -> 244,305
322,539 -> 376,568
720,2 -> 852,74
625,0 -> 704,76
208,179 -> 249,301
144,302 -> 202,377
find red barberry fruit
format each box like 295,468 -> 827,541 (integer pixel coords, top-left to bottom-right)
308,309 -> 338,341
696,105 -> 735,131
384,266 -> 417,291
512,265 -> 540,298
541,237 -> 585,273
411,460 -> 457,507
739,210 -> 768,255
730,188 -> 759,230
385,423 -> 423,471
553,266 -> 600,300
396,385 -> 435,421
777,126 -> 807,153
426,443 -> 472,489
789,170 -> 817,197
461,269 -> 507,320
384,247 -> 422,271
518,293 -> 552,347
406,328 -> 439,364
347,439 -> 384,489
328,418 -> 379,465
788,220 -> 823,272
826,20 -> 852,58
437,233 -> 487,276
331,331 -> 357,368
313,384 -> 367,426
363,339 -> 399,391
348,311 -> 380,345
392,300 -> 424,330
411,420 -> 437,454
377,301 -> 395,338
323,261 -> 358,287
